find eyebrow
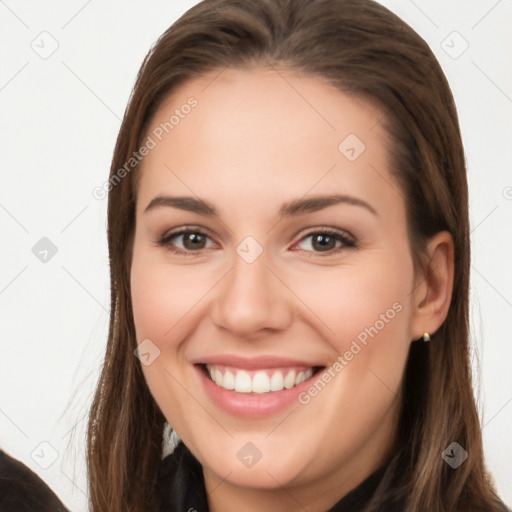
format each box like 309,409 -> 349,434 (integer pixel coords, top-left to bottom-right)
144,193 -> 378,217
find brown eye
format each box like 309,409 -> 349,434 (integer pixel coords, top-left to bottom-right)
294,229 -> 356,256
309,233 -> 338,252
179,232 -> 208,250
158,229 -> 215,255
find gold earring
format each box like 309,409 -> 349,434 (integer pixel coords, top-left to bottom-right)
422,332 -> 431,342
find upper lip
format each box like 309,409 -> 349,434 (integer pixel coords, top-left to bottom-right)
194,354 -> 325,370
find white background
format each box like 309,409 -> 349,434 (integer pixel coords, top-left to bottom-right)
1,1 -> 511,510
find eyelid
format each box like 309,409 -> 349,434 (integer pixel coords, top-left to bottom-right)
157,225 -> 357,256
295,226 -> 356,244
291,226 -> 356,256
157,226 -> 218,255
160,225 -> 215,242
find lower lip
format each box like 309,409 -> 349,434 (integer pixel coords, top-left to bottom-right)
195,365 -> 320,418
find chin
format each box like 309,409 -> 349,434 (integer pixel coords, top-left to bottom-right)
206,453 -> 307,490
190,433 -> 316,492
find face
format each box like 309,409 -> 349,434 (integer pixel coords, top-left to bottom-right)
130,66 -> 418,505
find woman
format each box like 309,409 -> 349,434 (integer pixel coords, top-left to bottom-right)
86,0 -> 510,510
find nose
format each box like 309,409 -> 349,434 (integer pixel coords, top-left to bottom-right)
211,247 -> 293,338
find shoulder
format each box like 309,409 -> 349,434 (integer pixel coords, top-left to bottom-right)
0,450 -> 68,512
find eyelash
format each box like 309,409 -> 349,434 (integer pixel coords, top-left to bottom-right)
156,226 -> 357,257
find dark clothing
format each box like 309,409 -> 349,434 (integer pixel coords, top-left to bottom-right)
157,443 -> 512,512
157,441 -> 396,511
0,450 -> 68,512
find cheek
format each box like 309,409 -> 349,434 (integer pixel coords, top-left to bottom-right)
130,250 -> 204,427
289,254 -> 413,350
288,248 -> 414,412
130,246 -> 223,423
130,252 -> 212,345
289,255 -> 413,464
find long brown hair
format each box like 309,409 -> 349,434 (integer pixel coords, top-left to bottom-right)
87,1 -> 508,510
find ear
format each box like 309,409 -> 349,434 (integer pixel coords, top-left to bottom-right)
410,231 -> 455,340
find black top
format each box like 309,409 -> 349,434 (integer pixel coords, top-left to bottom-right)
157,441 -> 397,511
0,450 -> 68,512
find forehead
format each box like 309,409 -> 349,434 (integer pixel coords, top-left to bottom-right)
136,66 -> 401,219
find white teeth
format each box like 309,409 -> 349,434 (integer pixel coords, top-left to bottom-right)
234,370 -> 252,392
284,370 -> 296,389
206,365 -> 315,393
252,371 -> 270,393
270,371 -> 284,391
223,370 -> 235,390
214,368 -> 223,386
206,365 -> 313,393
295,368 -> 313,385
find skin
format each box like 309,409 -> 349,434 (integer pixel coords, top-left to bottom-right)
130,66 -> 454,512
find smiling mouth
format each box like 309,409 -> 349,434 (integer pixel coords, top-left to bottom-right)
199,363 -> 324,394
